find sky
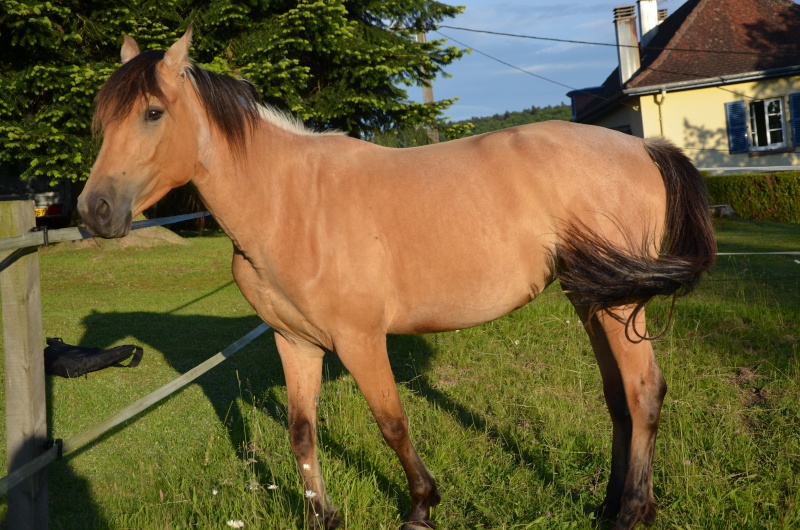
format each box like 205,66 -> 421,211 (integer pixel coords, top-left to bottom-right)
410,0 -> 690,121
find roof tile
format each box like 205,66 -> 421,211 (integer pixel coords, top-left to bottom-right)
572,0 -> 800,121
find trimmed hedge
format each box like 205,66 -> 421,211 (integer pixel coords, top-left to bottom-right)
704,171 -> 800,223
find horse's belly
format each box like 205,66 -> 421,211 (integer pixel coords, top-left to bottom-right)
386,269 -> 550,335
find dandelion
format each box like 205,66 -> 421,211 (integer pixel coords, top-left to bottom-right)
302,463 -> 312,471
267,484 -> 278,490
227,520 -> 245,528
305,490 -> 318,499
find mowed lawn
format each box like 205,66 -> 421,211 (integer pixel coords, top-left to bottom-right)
0,219 -> 798,529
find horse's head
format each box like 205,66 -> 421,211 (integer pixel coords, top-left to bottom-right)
78,28 -> 201,238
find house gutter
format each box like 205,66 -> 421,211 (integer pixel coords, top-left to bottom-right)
575,64 -> 800,124
622,64 -> 800,96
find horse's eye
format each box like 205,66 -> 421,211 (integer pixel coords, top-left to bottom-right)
146,108 -> 164,122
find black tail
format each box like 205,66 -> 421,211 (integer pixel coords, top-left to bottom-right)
557,137 -> 716,321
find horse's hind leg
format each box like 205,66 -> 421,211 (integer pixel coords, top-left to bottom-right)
335,333 -> 440,530
275,332 -> 341,530
571,303 -> 666,529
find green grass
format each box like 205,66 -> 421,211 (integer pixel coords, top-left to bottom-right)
0,219 -> 798,529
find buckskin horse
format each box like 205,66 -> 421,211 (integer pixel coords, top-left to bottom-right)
78,28 -> 715,530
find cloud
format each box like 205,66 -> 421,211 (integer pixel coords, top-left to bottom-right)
514,61 -> 616,74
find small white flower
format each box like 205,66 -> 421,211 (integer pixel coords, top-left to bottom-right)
212,489 -> 218,496
514,340 -> 520,345
267,484 -> 278,490
305,490 -> 317,499
302,463 -> 311,471
227,520 -> 245,528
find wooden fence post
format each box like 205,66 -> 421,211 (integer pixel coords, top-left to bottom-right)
1,201 -> 48,529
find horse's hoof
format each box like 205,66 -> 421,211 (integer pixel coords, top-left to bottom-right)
307,506 -> 341,530
640,500 -> 658,526
612,498 -> 657,530
595,499 -> 620,523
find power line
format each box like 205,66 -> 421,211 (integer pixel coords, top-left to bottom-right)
435,31 -> 583,93
434,26 -> 770,122
433,33 -> 771,156
438,25 -> 764,57
640,65 -> 756,100
435,29 -> 759,107
434,30 -> 638,108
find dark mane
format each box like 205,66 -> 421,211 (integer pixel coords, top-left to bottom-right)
186,64 -> 262,153
94,50 -> 167,133
94,50 -> 263,155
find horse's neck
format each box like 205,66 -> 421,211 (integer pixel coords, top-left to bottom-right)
190,122 -> 312,253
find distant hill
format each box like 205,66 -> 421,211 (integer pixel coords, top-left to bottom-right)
370,103 -> 573,147
453,104 -> 571,136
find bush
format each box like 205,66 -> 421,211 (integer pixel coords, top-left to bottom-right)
704,172 -> 800,223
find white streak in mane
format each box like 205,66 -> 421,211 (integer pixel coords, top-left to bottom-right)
257,105 -> 345,136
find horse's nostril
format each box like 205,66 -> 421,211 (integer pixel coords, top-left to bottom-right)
95,197 -> 112,223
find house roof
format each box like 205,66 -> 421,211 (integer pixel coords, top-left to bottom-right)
571,0 -> 800,122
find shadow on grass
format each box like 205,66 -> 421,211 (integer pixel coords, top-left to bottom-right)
70,306 -> 598,527
42,310 -> 273,529
385,335 -> 600,522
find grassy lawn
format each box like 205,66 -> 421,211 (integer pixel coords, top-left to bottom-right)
0,219 -> 798,529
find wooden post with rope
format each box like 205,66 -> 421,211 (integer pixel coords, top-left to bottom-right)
1,200 -> 49,529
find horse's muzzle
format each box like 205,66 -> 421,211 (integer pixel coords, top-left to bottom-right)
77,190 -> 133,238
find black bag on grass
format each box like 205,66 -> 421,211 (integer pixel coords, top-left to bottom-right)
44,337 -> 143,378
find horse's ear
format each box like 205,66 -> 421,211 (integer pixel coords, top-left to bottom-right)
120,35 -> 140,64
163,24 -> 193,72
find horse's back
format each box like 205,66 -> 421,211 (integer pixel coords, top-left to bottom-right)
337,121 -> 668,334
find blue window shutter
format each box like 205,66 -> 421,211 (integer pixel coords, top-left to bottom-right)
789,93 -> 800,146
725,100 -> 749,154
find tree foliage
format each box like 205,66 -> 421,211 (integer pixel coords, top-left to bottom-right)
453,104 -> 572,136
0,0 -> 466,182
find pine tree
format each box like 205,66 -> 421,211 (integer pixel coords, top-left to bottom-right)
0,0 -> 466,182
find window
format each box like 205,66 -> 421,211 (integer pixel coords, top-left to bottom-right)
749,98 -> 785,149
725,94 -> 800,154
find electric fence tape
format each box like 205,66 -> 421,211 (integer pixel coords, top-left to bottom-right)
0,322 -> 270,496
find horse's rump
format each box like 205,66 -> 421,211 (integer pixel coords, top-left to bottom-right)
556,136 -> 716,322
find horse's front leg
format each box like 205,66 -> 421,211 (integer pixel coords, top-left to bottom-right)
275,332 -> 341,530
335,333 -> 440,529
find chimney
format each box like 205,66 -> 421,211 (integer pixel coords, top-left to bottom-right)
638,0 -> 659,47
614,6 -> 640,85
